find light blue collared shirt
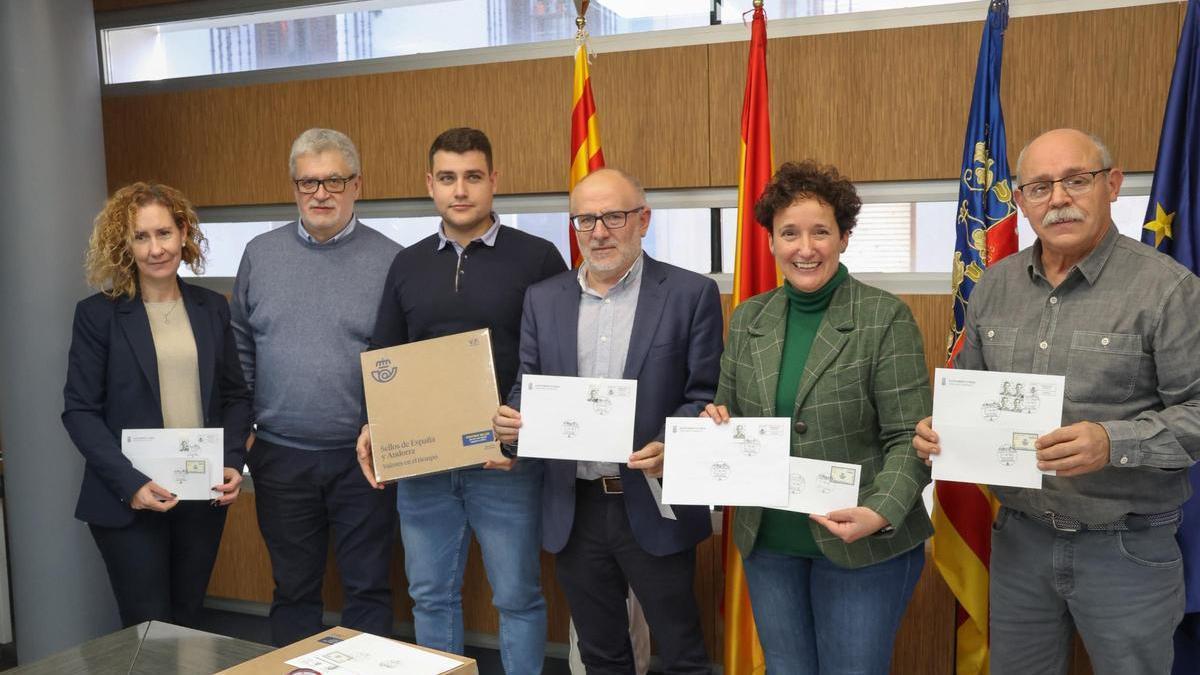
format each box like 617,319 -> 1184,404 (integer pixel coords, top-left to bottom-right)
297,212 -> 358,245
575,253 -> 645,480
436,213 -> 502,256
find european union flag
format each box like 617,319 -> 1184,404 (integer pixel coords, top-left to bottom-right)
1141,2 -> 1200,672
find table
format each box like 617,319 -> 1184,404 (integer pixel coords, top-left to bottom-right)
10,620 -> 272,674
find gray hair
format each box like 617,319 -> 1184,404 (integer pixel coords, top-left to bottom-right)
289,128 -> 361,178
1015,129 -> 1113,184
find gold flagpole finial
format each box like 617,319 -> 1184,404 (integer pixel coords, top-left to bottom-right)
752,0 -> 763,7
574,0 -> 590,43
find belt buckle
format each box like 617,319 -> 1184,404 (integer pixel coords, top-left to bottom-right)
1044,510 -> 1080,533
601,476 -> 623,495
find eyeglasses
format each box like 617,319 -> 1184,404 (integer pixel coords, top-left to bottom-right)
294,174 -> 358,194
1016,169 -> 1110,204
570,206 -> 645,232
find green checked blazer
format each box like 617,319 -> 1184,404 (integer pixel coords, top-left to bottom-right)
718,275 -> 933,569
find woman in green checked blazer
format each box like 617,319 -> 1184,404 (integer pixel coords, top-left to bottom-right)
704,161 -> 932,674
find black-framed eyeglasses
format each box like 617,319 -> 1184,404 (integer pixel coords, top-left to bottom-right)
1016,169 -> 1110,204
570,206 -> 645,232
294,174 -> 358,194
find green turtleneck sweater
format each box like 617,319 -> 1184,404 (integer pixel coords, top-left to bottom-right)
754,264 -> 849,557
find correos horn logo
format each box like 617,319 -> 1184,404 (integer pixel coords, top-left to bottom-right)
371,357 -> 398,384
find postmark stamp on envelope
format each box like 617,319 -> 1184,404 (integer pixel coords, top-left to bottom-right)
829,465 -> 857,485
1011,432 -> 1038,451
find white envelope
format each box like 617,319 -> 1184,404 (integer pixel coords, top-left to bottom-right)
778,457 -> 861,515
518,375 -> 637,463
121,428 -> 224,500
931,368 -> 1063,489
285,633 -> 464,675
661,417 -> 790,507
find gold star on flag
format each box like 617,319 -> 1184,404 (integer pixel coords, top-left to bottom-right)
1144,203 -> 1175,248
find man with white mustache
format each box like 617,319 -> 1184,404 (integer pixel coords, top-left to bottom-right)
494,168 -> 722,673
913,128 -> 1200,674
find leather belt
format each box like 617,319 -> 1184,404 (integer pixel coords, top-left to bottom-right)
577,476 -> 623,495
1029,508 -> 1181,533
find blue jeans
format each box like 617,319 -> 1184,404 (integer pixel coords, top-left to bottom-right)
394,459 -> 547,674
741,544 -> 924,675
989,507 -> 1184,675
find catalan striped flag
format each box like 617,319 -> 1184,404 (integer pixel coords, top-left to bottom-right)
724,4 -> 773,674
569,40 -> 605,268
934,1 -> 1017,673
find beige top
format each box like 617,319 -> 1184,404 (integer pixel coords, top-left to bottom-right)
145,299 -> 203,428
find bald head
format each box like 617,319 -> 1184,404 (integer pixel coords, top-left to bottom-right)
1016,129 -> 1112,185
570,168 -> 646,212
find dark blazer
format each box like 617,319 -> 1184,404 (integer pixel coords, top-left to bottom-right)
62,279 -> 253,528
509,255 -> 724,556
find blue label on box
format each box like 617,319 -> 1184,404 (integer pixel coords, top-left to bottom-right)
462,430 -> 495,446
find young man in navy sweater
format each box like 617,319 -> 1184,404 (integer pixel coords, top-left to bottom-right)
356,128 -> 566,673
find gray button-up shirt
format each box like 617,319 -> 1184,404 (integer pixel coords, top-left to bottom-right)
576,254 -> 644,480
956,225 -> 1200,522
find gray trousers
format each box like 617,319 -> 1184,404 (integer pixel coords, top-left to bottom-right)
990,507 -> 1184,675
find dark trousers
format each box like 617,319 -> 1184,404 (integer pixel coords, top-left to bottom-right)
247,438 -> 397,647
556,479 -> 711,675
90,500 -> 228,629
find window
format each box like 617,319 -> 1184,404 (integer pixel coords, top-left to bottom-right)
101,0 -> 712,84
99,0 -> 1072,85
182,183 -> 1155,282
183,207 -> 716,277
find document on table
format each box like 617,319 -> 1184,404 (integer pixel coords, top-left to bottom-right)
778,457 -> 861,515
284,633 -> 464,675
931,368 -> 1064,489
517,375 -> 637,462
661,417 -> 790,507
121,428 -> 223,500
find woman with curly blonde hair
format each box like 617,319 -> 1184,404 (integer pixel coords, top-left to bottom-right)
62,182 -> 252,628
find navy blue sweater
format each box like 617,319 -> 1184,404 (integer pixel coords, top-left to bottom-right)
369,225 -> 566,399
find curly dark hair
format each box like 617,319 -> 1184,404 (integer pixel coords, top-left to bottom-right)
754,161 -> 862,234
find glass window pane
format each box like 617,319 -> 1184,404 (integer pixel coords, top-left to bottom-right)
913,200 -> 956,274
720,0 -> 964,22
103,0 -> 711,84
841,202 -> 911,273
644,208 -> 713,275
185,209 -> 713,277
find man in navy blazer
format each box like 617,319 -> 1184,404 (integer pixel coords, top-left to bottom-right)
495,168 -> 721,674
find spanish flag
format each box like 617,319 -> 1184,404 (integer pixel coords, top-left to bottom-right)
724,4 -> 772,674
569,41 -> 605,268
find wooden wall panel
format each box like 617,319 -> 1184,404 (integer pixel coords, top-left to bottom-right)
709,21 -> 977,186
709,4 -> 1180,186
1000,4 -> 1180,176
101,46 -> 710,205
101,5 -> 1179,206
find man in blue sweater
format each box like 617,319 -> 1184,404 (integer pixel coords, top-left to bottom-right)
356,128 -> 566,673
231,128 -> 401,647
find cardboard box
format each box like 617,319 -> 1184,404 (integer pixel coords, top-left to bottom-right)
361,329 -> 505,482
217,627 -> 478,674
